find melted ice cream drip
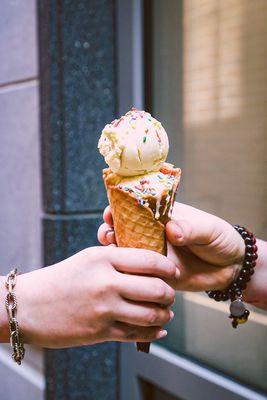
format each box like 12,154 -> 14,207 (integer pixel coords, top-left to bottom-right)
117,169 -> 176,220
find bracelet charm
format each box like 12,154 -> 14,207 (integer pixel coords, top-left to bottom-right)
229,298 -> 250,328
206,226 -> 257,329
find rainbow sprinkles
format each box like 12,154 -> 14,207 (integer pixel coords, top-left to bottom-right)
117,164 -> 177,219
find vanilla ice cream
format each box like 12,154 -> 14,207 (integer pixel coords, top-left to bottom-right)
98,108 -> 169,176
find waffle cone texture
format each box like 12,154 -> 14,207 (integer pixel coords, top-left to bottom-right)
103,166 -> 181,353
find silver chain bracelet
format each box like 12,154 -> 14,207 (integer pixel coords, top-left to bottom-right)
5,268 -> 25,365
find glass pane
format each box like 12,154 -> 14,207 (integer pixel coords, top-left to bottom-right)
140,379 -> 184,400
147,0 -> 267,394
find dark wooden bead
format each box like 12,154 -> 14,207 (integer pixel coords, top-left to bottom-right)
245,253 -> 253,261
244,237 -> 253,245
241,231 -> 249,239
249,268 -> 255,275
239,282 -> 247,290
252,245 -> 258,253
237,276 -> 246,289
251,237 -> 256,244
240,269 -> 249,278
214,292 -> 222,302
244,260 -> 252,269
222,293 -> 229,301
231,282 -> 238,289
230,293 -> 236,301
235,288 -> 242,296
251,261 -> 256,268
252,253 -> 258,261
208,291 -> 216,298
244,309 -> 250,316
246,244 -> 253,252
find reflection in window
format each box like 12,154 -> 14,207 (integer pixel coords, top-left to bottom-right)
184,0 -> 242,126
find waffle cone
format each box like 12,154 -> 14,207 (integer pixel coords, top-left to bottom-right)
103,166 -> 181,353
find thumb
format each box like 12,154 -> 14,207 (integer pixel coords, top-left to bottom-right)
166,219 -> 216,247
166,220 -> 190,246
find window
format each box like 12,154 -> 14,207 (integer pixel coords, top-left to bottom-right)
146,0 -> 267,394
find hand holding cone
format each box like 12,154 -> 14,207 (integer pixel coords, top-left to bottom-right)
103,164 -> 181,353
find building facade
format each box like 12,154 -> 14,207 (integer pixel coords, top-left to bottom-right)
0,1 -> 266,399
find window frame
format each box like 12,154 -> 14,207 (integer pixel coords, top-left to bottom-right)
120,344 -> 266,400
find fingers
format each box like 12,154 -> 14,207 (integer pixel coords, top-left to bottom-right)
98,206 -> 115,245
97,223 -> 116,246
118,273 -> 176,306
103,206 -> 113,226
111,247 -> 179,281
110,322 -> 168,342
115,300 -> 174,327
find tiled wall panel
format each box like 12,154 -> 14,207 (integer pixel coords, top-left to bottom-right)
38,1 -> 119,398
40,0 -> 116,214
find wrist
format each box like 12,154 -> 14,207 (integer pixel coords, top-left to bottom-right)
15,271 -> 36,345
0,275 -> 10,343
243,239 -> 267,310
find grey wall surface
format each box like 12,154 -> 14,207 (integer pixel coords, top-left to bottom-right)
38,1 -> 119,399
0,83 -> 42,273
0,1 -> 41,275
0,1 -> 44,400
0,0 -> 38,85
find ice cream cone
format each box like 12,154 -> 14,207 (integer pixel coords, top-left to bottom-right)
103,164 -> 181,353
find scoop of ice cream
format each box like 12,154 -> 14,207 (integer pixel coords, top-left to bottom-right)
98,108 -> 169,176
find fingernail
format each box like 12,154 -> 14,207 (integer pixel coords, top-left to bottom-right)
170,221 -> 183,239
169,310 -> 174,320
175,268 -> 180,279
106,230 -> 115,243
157,329 -> 168,339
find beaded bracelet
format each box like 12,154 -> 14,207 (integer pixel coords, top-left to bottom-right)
206,226 -> 257,328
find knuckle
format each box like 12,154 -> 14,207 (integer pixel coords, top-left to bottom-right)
168,288 -> 176,304
105,279 -> 118,294
162,309 -> 171,324
168,263 -> 176,278
143,251 -> 157,270
95,303 -> 112,320
154,281 -> 175,304
146,310 -> 158,325
153,308 -> 168,325
155,281 -> 167,301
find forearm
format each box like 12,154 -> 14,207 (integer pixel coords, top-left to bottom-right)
243,239 -> 267,311
0,276 -> 9,342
